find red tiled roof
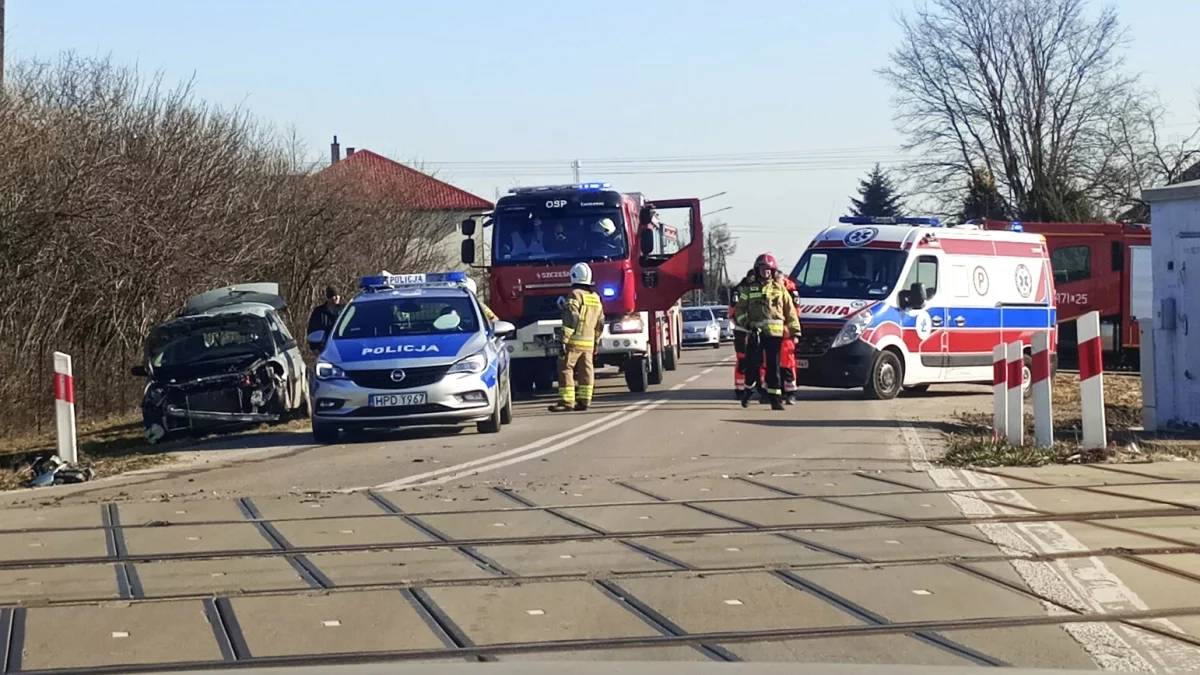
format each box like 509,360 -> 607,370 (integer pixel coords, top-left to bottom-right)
318,149 -> 493,211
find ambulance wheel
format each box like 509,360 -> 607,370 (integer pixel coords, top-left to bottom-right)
626,356 -> 649,393
499,377 -> 514,425
1022,353 -> 1033,399
648,350 -> 664,385
902,384 -> 930,396
663,345 -> 678,371
865,350 -> 903,400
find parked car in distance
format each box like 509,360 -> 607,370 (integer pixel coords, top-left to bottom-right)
706,305 -> 735,341
682,306 -> 721,348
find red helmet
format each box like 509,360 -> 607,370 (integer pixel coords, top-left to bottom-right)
754,254 -> 778,271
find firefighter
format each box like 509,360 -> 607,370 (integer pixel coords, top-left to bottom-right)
731,269 -> 756,399
734,254 -> 801,411
778,271 -> 802,405
548,262 -> 607,413
463,277 -> 498,323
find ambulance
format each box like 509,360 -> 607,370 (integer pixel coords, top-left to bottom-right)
788,216 -> 1058,400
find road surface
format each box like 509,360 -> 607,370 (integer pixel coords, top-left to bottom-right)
2,345 -> 1200,674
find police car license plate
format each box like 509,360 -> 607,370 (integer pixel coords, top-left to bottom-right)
368,393 -> 427,407
797,360 -> 809,369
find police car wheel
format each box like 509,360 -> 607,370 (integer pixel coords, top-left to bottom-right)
865,350 -> 903,401
500,379 -> 514,425
312,422 -> 338,444
477,399 -> 503,434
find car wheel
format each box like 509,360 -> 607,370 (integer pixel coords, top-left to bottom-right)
864,350 -> 903,400
499,378 -> 514,425
312,422 -> 339,444
477,397 -> 503,434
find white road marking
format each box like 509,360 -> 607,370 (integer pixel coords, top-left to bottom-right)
362,400 -> 650,492
686,374 -> 702,383
393,398 -> 671,489
900,424 -> 1200,672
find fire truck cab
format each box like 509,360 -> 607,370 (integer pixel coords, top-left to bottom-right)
461,182 -> 702,396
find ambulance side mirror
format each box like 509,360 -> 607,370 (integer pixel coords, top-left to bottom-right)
900,282 -> 928,310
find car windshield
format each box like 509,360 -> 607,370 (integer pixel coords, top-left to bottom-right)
147,315 -> 273,367
791,248 -> 907,300
492,210 -> 627,265
683,308 -> 714,322
333,295 -> 479,339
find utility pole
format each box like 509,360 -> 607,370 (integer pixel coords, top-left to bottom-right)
571,159 -> 580,183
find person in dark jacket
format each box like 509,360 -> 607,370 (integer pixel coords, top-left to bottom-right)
307,286 -> 343,342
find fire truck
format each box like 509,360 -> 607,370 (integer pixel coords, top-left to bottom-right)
981,219 -> 1152,370
460,182 -> 701,396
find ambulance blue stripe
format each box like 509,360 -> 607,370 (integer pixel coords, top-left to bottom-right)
897,307 -> 1055,329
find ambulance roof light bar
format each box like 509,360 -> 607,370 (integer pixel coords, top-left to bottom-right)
838,216 -> 942,227
508,182 -> 611,195
359,271 -> 468,291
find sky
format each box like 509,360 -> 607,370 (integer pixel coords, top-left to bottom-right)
4,0 -> 1199,275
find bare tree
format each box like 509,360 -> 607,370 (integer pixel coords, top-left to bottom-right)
0,53 -> 456,434
703,220 -> 736,303
881,0 -> 1145,221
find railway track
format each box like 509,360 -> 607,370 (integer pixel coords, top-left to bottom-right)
3,472 -> 1200,673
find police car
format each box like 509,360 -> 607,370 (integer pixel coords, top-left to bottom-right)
306,272 -> 515,444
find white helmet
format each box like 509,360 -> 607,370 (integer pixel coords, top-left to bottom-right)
570,262 -> 594,286
463,278 -> 478,295
593,217 -> 617,236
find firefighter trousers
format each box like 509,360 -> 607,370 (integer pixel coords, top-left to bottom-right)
744,334 -> 783,397
557,349 -> 595,405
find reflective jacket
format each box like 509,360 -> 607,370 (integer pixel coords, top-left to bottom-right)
734,277 -> 801,338
561,288 -> 606,351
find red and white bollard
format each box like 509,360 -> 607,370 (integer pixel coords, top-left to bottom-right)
1031,331 -> 1054,448
1078,311 -> 1107,449
53,352 -> 79,465
992,345 -> 1007,441
1006,341 -> 1024,446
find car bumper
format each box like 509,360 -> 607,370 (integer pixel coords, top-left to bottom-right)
310,371 -> 497,428
683,332 -> 720,345
794,339 -> 874,389
165,407 -> 280,423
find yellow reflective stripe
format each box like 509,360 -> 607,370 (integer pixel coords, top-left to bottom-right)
767,388 -> 781,395
747,291 -> 763,299
582,294 -> 602,308
576,385 -> 594,400
568,338 -> 594,348
558,388 -> 576,403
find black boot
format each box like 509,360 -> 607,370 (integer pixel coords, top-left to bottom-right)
574,401 -> 589,411
739,388 -> 753,408
770,395 -> 785,411
547,401 -> 574,413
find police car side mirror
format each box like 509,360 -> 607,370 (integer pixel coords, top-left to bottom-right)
461,218 -> 476,237
461,239 -> 476,265
130,365 -> 147,378
639,229 -> 655,256
493,320 -> 516,338
306,331 -> 325,352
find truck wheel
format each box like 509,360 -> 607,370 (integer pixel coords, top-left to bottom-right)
625,356 -> 649,393
864,350 -> 903,400
663,345 -> 678,371
648,350 -> 664,385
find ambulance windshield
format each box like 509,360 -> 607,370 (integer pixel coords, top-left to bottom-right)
791,249 -> 907,300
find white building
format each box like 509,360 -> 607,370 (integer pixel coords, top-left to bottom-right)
1140,178 -> 1200,431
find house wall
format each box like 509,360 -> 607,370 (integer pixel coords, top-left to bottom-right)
1147,195 -> 1200,429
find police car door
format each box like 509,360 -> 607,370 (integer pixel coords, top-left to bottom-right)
901,252 -> 949,380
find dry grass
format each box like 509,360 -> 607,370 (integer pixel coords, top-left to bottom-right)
942,372 -> 1200,467
0,417 -> 309,491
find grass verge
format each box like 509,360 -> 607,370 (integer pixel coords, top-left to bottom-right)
941,372 -> 1200,468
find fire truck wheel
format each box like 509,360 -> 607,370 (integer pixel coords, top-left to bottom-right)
864,350 -> 903,400
663,345 -> 678,371
648,350 -> 664,385
625,356 -> 650,393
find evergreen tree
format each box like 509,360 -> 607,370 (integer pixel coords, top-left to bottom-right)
960,168 -> 1009,221
849,164 -> 905,218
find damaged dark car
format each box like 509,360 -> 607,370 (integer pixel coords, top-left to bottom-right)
132,283 -> 311,444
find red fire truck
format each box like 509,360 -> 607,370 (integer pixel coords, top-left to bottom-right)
460,182 -> 701,396
981,219 -> 1152,370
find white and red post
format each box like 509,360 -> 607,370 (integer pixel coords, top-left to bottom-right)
1031,331 -> 1053,448
992,345 -> 1007,441
53,352 -> 78,465
1078,311 -> 1107,449
1005,341 -> 1024,446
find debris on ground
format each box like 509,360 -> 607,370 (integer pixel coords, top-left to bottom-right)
942,372 -> 1200,467
25,454 -> 94,487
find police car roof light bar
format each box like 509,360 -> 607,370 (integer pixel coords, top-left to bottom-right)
359,271 -> 468,291
838,216 -> 941,227
507,182 -> 612,195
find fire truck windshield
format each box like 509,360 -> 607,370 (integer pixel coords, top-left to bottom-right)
791,248 -> 907,300
492,210 -> 628,265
